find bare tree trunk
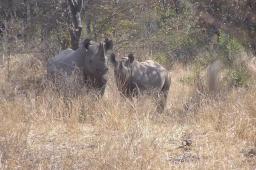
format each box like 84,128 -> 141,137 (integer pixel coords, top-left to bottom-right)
84,0 -> 92,36
85,14 -> 91,34
7,48 -> 10,81
173,0 -> 181,14
93,17 -> 97,40
161,0 -> 166,9
68,0 -> 83,50
24,0 -> 31,47
1,21 -> 7,66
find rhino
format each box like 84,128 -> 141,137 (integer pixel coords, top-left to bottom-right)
110,53 -> 171,112
47,38 -> 113,95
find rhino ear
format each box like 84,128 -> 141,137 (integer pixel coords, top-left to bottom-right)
104,38 -> 113,51
83,39 -> 91,50
128,53 -> 134,63
110,53 -> 117,66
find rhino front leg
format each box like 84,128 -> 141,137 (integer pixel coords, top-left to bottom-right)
93,77 -> 107,97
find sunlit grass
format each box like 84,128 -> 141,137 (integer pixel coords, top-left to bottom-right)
0,53 -> 255,169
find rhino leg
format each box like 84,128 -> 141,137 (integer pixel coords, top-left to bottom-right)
123,82 -> 139,98
84,73 -> 107,97
94,79 -> 107,96
157,74 -> 171,113
157,92 -> 168,113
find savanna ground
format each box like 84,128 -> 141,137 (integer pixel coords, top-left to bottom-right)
0,53 -> 255,170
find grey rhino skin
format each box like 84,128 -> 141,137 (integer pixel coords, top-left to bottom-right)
47,38 -> 113,95
110,53 -> 171,112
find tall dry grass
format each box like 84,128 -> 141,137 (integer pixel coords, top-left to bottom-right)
0,53 -> 255,169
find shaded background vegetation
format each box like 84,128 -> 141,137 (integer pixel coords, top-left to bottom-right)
0,0 -> 255,58
1,0 -> 255,88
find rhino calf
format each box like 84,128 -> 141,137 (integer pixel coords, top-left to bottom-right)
47,38 -> 113,95
110,53 -> 171,112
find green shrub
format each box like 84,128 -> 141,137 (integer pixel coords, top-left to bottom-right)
218,32 -> 244,65
152,53 -> 168,66
229,67 -> 250,87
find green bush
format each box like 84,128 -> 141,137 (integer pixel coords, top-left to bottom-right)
152,53 -> 168,66
229,67 -> 250,87
218,32 -> 244,65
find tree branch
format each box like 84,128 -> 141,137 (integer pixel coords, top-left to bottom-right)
68,0 -> 83,50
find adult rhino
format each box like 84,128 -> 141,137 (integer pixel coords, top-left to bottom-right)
47,38 -> 113,95
110,53 -> 171,112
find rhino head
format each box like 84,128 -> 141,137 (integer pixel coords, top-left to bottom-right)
82,39 -> 113,93
110,53 -> 135,78
110,53 -> 136,94
83,38 -> 113,74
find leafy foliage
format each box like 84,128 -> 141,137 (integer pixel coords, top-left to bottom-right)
0,0 -> 255,69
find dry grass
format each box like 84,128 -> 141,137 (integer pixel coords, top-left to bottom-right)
0,53 -> 255,169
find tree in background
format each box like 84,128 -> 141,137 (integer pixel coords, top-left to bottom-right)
68,0 -> 83,50
193,0 -> 256,55
0,0 -> 255,66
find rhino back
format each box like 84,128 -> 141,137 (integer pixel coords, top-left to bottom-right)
50,48 -> 73,62
48,47 -> 86,75
132,61 -> 167,90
